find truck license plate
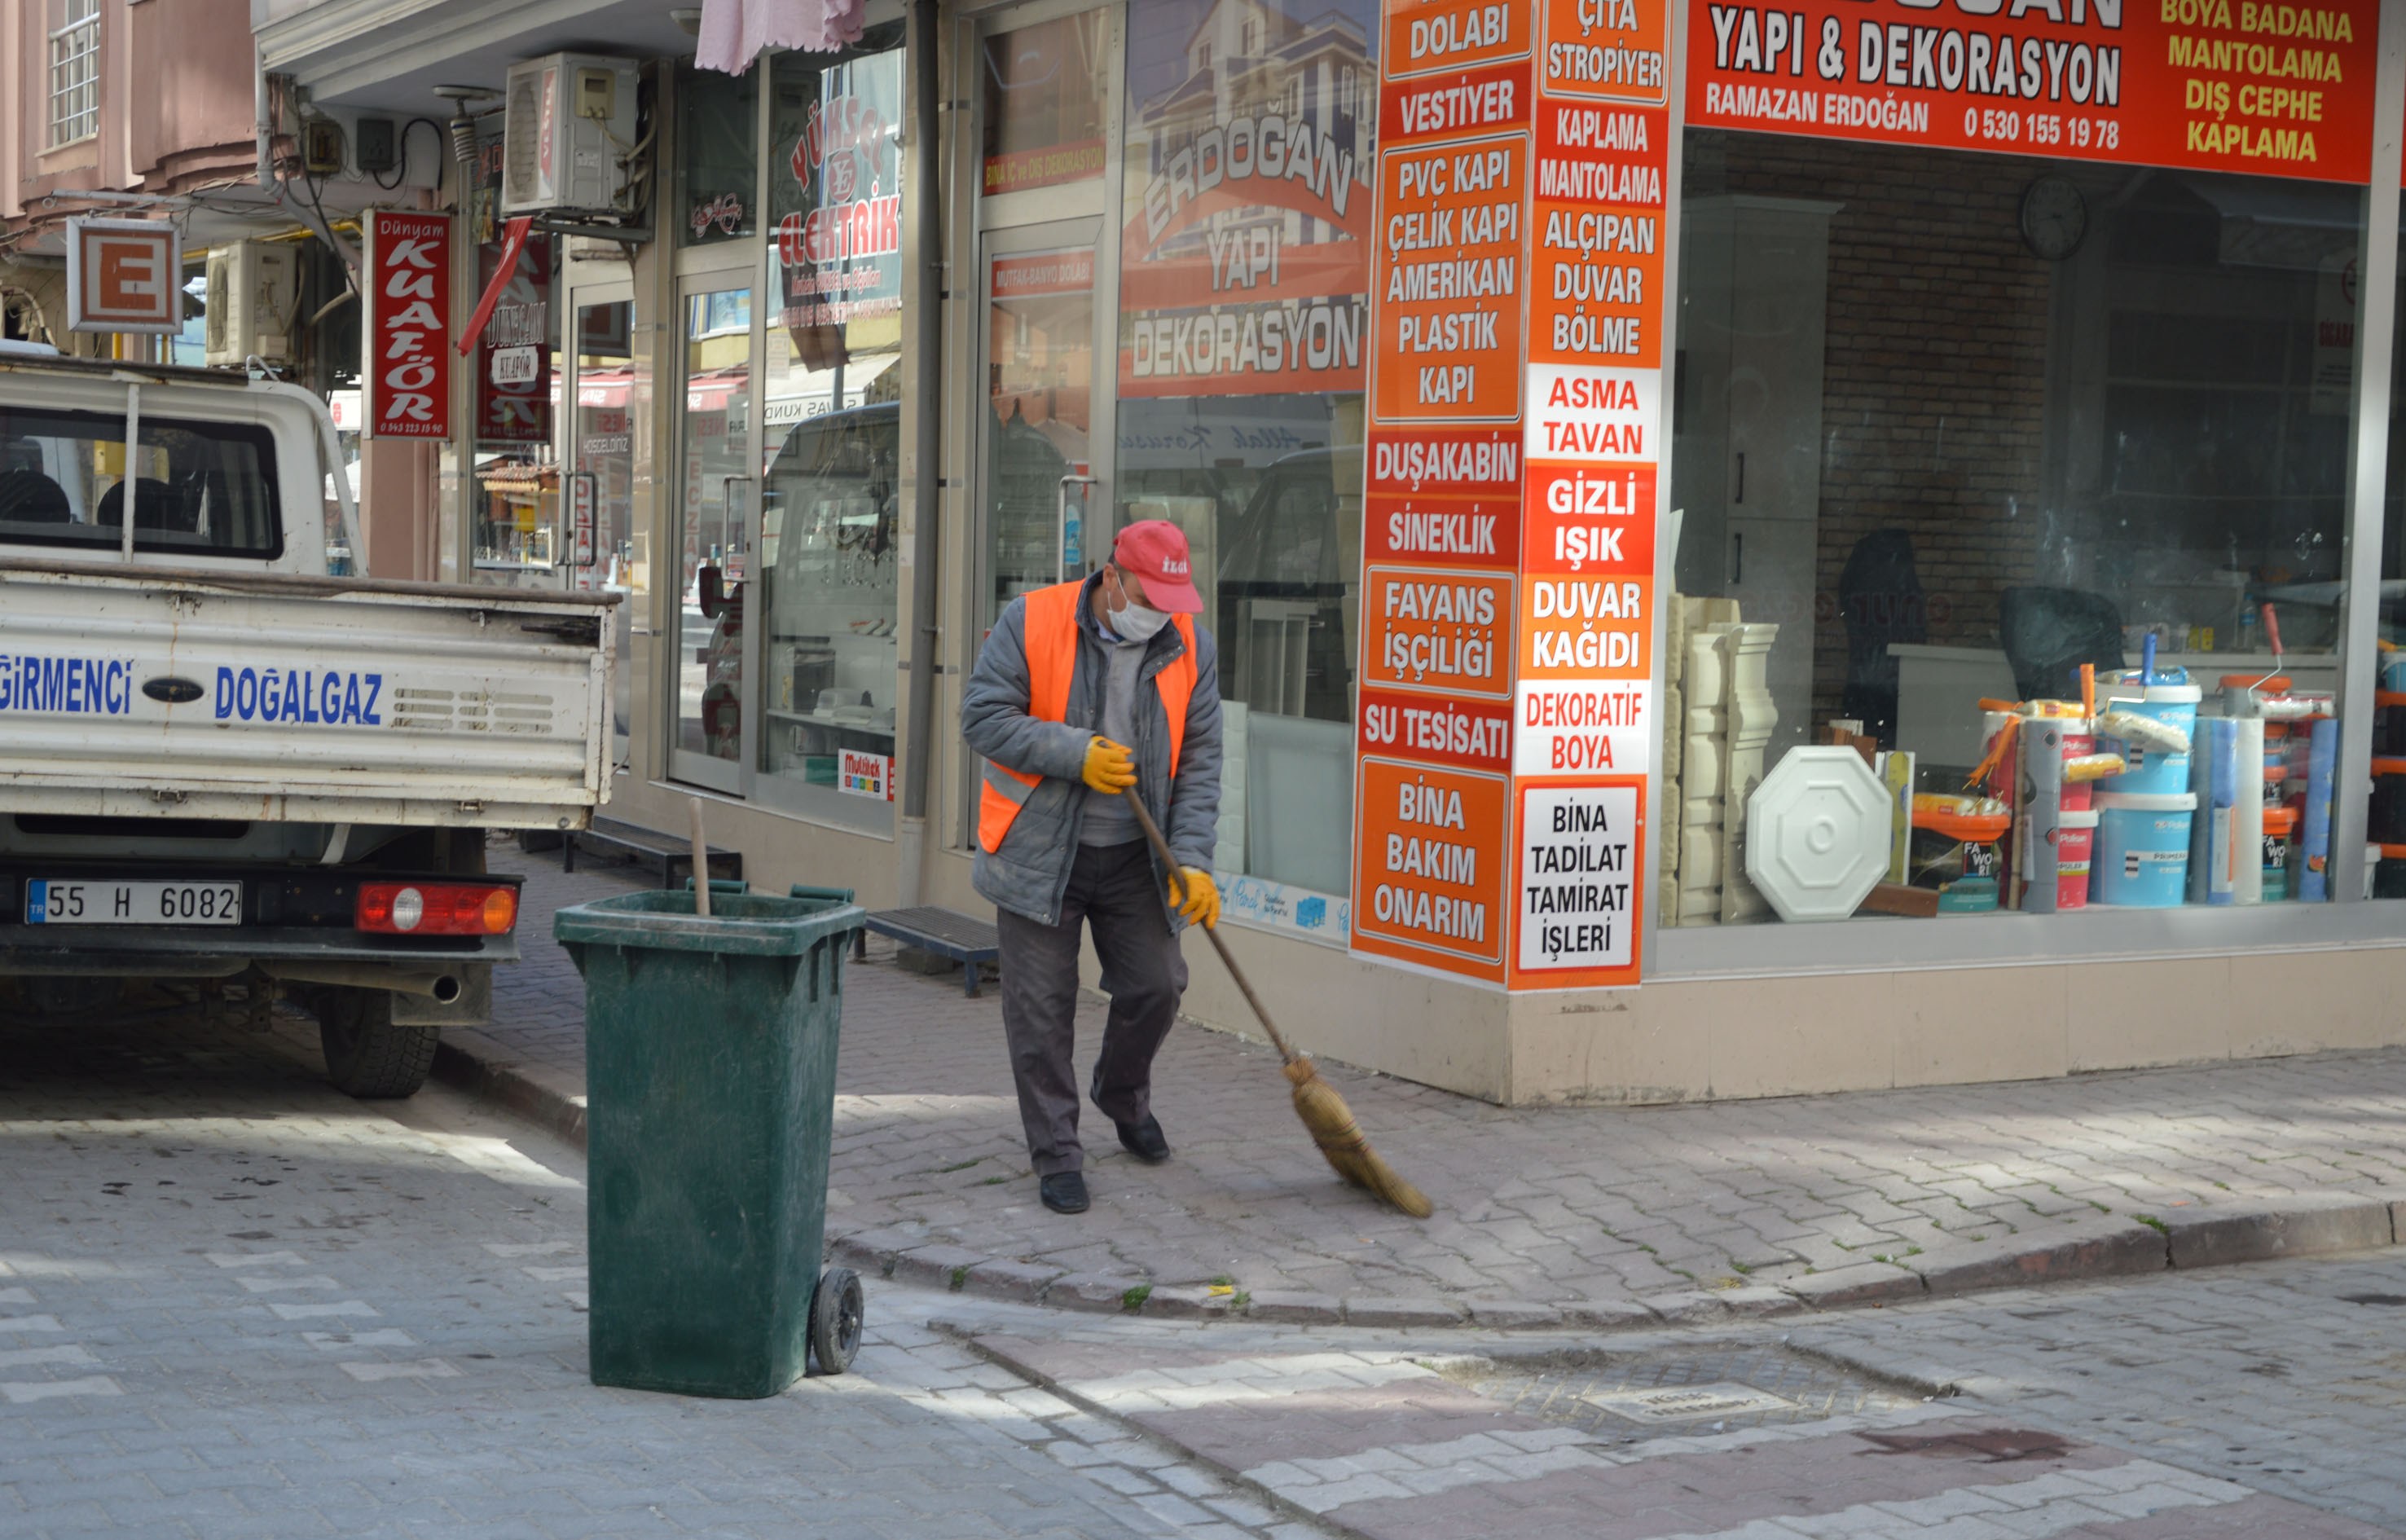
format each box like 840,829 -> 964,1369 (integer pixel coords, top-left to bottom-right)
25,879 -> 243,926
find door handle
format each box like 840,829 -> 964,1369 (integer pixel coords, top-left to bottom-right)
719,474 -> 755,557
1733,451 -> 1745,505
1058,474 -> 1099,579
1733,529 -> 1743,586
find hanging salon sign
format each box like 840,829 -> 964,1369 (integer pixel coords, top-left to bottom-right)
364,212 -> 453,439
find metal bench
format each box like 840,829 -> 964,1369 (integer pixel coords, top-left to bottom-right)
558,815 -> 743,889
860,906 -> 1001,997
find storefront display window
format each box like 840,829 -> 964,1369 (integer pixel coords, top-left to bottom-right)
574,298 -> 636,761
680,64 -> 760,247
1106,0 -> 1373,935
2369,235 -> 2406,900
981,12 -> 1110,196
470,227 -> 559,582
676,286 -> 754,775
1665,129 -> 2364,929
754,29 -> 907,825
987,244 -> 1096,618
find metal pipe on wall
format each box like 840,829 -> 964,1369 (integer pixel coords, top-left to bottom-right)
895,0 -> 943,907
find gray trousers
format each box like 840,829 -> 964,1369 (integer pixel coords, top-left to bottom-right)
996,840 -> 1187,1177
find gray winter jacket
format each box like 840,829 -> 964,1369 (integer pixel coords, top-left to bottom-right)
961,572 -> 1223,928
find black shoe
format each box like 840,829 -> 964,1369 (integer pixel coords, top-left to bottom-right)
1115,1115 -> 1171,1164
1039,1171 -> 1089,1214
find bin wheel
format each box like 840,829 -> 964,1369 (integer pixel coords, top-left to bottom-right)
809,1266 -> 864,1375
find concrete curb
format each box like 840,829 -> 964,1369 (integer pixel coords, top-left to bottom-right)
432,1029 -> 2405,1331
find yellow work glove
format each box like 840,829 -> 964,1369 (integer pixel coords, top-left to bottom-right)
1080,735 -> 1137,794
1170,866 -> 1220,929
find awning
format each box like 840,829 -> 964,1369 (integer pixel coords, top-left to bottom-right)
697,0 -> 865,73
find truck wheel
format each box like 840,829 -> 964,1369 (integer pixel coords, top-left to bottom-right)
314,989 -> 438,1098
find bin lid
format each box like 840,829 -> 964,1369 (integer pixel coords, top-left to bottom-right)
553,888 -> 866,957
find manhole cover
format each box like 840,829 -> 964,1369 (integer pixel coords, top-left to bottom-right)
1437,1343 -> 1922,1443
1577,1383 -> 1797,1423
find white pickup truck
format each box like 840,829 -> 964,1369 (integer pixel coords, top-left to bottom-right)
0,349 -> 614,1096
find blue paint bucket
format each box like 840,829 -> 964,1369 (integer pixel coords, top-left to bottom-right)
2098,684 -> 2202,795
2091,791 -> 2197,907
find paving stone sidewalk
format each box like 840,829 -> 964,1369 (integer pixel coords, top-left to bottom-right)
921,1247 -> 2406,1539
460,843 -> 2406,1322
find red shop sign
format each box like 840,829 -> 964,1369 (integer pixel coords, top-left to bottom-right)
1685,0 -> 2377,183
366,212 -> 452,438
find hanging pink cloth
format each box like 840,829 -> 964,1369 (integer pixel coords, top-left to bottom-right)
695,0 -> 865,73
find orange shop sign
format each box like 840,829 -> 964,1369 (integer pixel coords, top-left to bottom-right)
1542,0 -> 1671,103
1387,0 -> 1534,78
1684,0 -> 2377,183
1370,132 -> 1530,424
1354,756 -> 1510,970
1362,565 -> 1515,697
1357,685 -> 1515,772
66,219 -> 181,335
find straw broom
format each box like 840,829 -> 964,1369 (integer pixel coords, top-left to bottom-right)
1124,792 -> 1433,1220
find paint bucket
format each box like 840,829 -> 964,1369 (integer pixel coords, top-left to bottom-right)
2060,728 -> 2097,812
2091,791 -> 2197,908
2055,809 -> 2097,910
2219,672 -> 2291,719
2378,693 -> 2406,756
2378,845 -> 2406,900
2097,684 -> 2202,795
2261,803 -> 2298,901
1910,798 -> 2010,914
2372,759 -> 2406,845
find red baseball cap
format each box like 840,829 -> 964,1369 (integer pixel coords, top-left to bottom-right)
1111,519 -> 1203,614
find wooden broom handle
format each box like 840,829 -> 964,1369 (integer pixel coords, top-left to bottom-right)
1124,790 -> 1298,1065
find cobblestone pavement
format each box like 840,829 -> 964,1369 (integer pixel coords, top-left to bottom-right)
926,1247 -> 2406,1538
0,1010 -> 1321,1540
473,845 -> 2406,1315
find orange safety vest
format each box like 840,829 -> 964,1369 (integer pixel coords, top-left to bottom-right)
979,580 -> 1197,854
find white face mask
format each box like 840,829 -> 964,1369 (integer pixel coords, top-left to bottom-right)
1105,574 -> 1172,642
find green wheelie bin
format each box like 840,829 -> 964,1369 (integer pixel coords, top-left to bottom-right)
553,888 -> 867,1398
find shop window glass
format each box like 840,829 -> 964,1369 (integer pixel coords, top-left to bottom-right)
981,12 -> 1109,196
1667,130 -> 2360,929
680,64 -> 760,246
756,29 -> 906,824
987,246 -> 1096,619
1114,0 -> 1375,939
574,300 -> 636,762
470,229 -> 557,581
2371,237 -> 2406,899
677,287 -> 754,768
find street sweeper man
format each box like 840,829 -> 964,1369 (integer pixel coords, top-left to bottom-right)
961,519 -> 1225,1216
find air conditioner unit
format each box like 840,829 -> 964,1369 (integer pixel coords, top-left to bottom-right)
203,241 -> 299,368
501,53 -> 639,217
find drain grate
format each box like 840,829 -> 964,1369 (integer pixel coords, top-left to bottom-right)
1435,1343 -> 1924,1444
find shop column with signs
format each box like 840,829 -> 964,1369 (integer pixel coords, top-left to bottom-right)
1353,0 -> 1667,988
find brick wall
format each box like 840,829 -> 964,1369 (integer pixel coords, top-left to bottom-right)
1687,130 -> 2055,727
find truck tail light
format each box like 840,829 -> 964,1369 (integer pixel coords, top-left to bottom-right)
355,882 -> 519,935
